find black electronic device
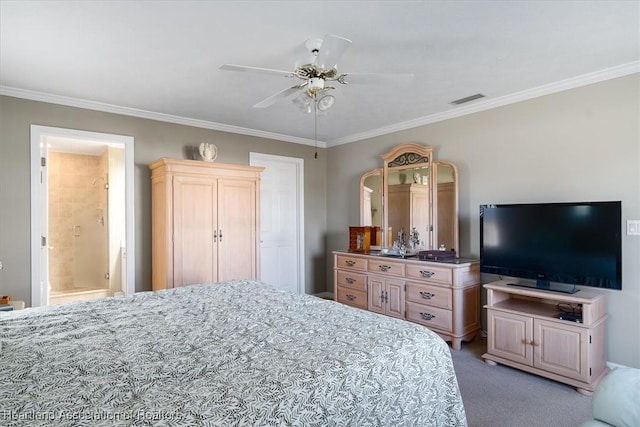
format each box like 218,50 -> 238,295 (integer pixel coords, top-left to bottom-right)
480,201 -> 622,293
558,312 -> 583,323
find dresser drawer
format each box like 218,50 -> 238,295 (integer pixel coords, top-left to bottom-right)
336,255 -> 367,271
336,286 -> 368,309
336,270 -> 367,291
406,282 -> 452,310
406,263 -> 453,285
367,259 -> 406,277
406,301 -> 452,332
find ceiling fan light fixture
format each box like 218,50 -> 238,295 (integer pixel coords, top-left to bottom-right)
223,34 -> 406,116
317,94 -> 335,111
293,92 -> 313,113
305,38 -> 323,54
295,54 -> 317,70
307,77 -> 325,94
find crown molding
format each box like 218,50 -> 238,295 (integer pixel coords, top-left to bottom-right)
327,61 -> 640,147
0,86 -> 326,148
3,60 -> 637,150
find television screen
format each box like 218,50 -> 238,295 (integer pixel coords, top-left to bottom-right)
480,201 -> 622,292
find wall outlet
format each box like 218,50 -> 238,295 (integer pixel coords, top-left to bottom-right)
627,220 -> 640,236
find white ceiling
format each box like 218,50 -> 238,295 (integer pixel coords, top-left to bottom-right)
1,1 -> 638,147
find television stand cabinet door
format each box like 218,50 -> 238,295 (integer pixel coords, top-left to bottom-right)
482,281 -> 608,394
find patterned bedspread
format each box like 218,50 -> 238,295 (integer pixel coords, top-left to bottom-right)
0,281 -> 467,426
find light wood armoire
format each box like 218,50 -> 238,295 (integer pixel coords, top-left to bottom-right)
149,158 -> 264,290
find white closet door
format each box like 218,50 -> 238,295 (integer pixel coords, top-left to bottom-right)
250,153 -> 304,294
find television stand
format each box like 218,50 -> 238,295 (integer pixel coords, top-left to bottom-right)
483,280 -> 608,394
506,280 -> 579,294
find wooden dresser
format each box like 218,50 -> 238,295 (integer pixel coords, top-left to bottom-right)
333,250 -> 481,350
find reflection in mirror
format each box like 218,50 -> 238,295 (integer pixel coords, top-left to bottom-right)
381,144 -> 434,252
360,168 -> 383,248
360,168 -> 383,228
387,168 -> 429,186
434,161 -> 459,253
387,166 -> 431,250
360,143 -> 460,256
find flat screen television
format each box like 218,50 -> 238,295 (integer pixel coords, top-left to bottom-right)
480,201 -> 622,293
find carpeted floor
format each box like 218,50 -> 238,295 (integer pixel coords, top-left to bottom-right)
451,337 -> 593,427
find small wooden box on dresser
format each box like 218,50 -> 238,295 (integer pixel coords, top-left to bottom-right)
333,250 -> 481,350
482,281 -> 608,394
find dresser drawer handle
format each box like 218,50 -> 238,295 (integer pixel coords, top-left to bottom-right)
419,291 -> 435,300
420,270 -> 435,278
420,312 -> 436,321
345,260 -> 356,266
346,277 -> 356,284
378,264 -> 391,272
346,294 -> 357,301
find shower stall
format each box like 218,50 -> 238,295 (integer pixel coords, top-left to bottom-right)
47,147 -> 125,305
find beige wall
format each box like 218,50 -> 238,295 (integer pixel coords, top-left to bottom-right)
0,96 -> 328,304
1,73 -> 638,368
326,74 -> 640,368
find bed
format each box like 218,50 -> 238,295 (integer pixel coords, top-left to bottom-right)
1,281 -> 467,426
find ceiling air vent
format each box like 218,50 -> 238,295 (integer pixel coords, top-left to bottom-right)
450,93 -> 485,105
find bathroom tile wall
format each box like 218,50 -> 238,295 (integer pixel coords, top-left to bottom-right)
48,151 -> 109,291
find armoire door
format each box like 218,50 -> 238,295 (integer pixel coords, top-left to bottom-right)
173,175 -> 217,286
216,178 -> 258,281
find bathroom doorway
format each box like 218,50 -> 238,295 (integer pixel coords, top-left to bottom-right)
30,126 -> 135,307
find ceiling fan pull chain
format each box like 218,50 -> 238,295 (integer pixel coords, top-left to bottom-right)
314,94 -> 318,159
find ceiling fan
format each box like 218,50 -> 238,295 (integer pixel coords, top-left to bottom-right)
219,34 -> 412,113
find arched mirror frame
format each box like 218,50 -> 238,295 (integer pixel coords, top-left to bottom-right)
359,143 -> 459,254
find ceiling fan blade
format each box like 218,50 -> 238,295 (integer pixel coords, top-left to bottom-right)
340,73 -> 414,85
219,64 -> 293,77
253,86 -> 303,108
314,34 -> 352,71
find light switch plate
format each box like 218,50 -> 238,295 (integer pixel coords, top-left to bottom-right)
627,220 -> 640,236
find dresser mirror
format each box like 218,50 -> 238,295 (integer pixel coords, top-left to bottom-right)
432,160 -> 459,253
359,143 -> 459,254
359,168 -> 383,228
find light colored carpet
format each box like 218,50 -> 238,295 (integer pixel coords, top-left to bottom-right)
451,337 -> 593,427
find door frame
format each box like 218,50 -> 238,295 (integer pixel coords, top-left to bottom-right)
30,125 -> 135,307
249,152 -> 305,294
